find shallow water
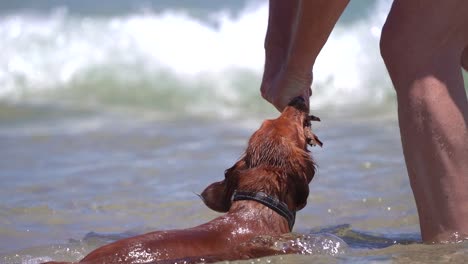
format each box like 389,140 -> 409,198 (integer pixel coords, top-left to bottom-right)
2,102 -> 466,264
1,0 -> 468,263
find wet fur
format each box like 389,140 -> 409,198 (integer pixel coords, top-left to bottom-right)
43,97 -> 321,264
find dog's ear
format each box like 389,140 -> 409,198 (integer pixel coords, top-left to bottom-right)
200,180 -> 231,212
291,155 -> 316,211
200,159 -> 245,212
293,178 -> 310,211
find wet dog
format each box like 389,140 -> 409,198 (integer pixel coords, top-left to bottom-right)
44,97 -> 322,264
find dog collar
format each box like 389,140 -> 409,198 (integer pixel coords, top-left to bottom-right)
232,190 -> 296,231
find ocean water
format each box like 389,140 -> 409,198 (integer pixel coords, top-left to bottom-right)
1,0 -> 468,263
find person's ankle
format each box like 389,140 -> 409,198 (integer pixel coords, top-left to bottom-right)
423,228 -> 468,244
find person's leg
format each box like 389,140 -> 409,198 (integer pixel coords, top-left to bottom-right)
261,0 -> 349,111
380,0 -> 468,243
462,46 -> 468,71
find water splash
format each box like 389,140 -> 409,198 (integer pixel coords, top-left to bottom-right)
273,233 -> 347,256
309,224 -> 421,249
245,232 -> 348,256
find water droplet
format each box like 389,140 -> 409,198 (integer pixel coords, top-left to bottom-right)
362,162 -> 372,169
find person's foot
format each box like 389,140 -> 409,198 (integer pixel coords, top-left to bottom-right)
260,66 -> 312,112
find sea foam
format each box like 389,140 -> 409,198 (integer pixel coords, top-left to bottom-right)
0,0 -> 395,116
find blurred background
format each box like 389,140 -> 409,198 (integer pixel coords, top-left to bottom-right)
1,0 -> 467,263
0,0 -> 397,116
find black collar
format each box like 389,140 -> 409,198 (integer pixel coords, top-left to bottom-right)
231,190 -> 296,231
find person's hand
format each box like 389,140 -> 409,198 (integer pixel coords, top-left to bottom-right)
260,69 -> 312,112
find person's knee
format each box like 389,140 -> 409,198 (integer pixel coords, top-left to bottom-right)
379,19 -> 455,94
380,9 -> 468,76
379,20 -> 408,78
379,24 -> 394,66
379,20 -> 415,95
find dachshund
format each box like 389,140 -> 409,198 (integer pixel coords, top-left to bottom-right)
44,96 -> 322,264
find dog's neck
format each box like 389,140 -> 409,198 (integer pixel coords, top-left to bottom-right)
231,190 -> 295,230
221,199 -> 291,237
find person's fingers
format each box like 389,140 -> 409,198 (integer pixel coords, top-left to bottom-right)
276,87 -> 311,112
302,87 -> 311,112
260,69 -> 312,112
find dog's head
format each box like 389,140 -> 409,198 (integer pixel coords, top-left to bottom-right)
201,97 -> 321,213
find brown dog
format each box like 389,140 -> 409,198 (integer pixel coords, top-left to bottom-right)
44,97 -> 322,264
